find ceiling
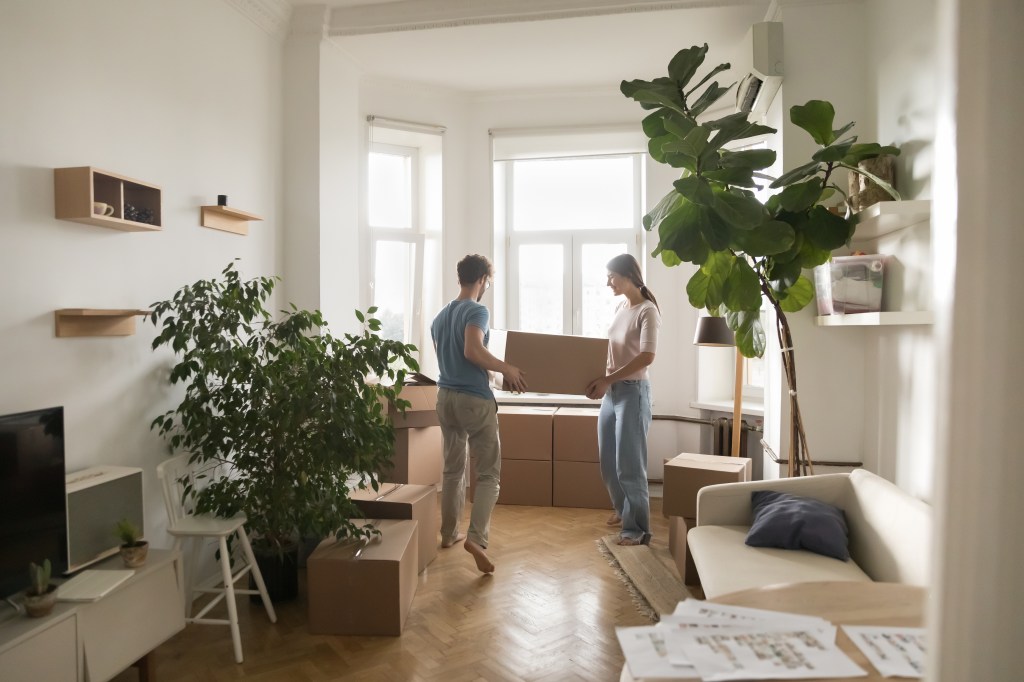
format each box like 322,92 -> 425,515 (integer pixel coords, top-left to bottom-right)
292,1 -> 772,94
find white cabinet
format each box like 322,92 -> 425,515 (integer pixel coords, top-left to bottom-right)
0,549 -> 183,682
0,609 -> 79,682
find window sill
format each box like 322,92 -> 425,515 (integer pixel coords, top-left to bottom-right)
690,399 -> 764,418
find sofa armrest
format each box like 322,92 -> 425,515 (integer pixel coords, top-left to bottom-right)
695,474 -> 853,527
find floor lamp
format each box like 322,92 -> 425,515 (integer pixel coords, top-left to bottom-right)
693,316 -> 744,457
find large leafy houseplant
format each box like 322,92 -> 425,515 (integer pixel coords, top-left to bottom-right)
621,45 -> 899,475
150,262 -> 418,560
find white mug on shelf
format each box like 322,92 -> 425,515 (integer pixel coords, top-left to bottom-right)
92,201 -> 115,216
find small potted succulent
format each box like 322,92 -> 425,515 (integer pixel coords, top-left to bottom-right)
24,560 -> 57,617
115,518 -> 149,568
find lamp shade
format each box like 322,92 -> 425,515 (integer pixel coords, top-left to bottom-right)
693,316 -> 735,347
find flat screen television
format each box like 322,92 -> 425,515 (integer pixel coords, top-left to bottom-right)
0,406 -> 68,599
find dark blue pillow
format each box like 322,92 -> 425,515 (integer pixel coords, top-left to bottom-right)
745,491 -> 850,561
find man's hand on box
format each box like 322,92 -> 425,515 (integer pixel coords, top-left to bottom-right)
504,365 -> 527,393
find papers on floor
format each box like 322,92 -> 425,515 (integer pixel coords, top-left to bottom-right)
617,599 -> 868,681
843,626 -> 926,678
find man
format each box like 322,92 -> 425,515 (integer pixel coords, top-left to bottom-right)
431,254 -> 527,574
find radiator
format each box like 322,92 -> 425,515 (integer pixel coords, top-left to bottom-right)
710,417 -> 749,458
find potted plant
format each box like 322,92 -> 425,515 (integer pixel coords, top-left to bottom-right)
149,261 -> 418,601
115,518 -> 148,568
621,45 -> 899,475
23,560 -> 57,617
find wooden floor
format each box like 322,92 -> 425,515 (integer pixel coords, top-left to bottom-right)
124,497 -> 678,682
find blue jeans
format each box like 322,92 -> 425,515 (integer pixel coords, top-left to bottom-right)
598,380 -> 652,542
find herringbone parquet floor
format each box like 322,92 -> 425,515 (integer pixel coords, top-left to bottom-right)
125,497 -> 674,682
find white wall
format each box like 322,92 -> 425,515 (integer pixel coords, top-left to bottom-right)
0,0 -> 283,543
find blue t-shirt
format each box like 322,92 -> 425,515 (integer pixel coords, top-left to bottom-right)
430,299 -> 493,401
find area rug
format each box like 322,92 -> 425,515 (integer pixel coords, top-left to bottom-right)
598,535 -> 691,621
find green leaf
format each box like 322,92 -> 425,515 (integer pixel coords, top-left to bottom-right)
702,251 -> 734,310
658,198 -> 709,264
768,257 -> 803,289
641,110 -> 668,138
842,142 -> 901,165
839,162 -> 902,200
689,82 -> 734,118
658,249 -> 683,267
796,237 -> 833,268
667,44 -> 709,88
686,62 -> 732,97
832,121 -> 856,141
812,137 -> 856,162
769,161 -> 822,189
703,167 -> 757,188
718,148 -> 776,170
620,79 -> 686,115
674,176 -> 715,206
778,178 -> 824,212
779,275 -> 815,312
725,309 -> 766,358
677,126 -> 711,158
723,259 -> 763,311
647,133 -> 675,163
699,205 -> 733,251
790,100 -> 837,146
643,190 -> 681,231
355,310 -> 365,323
734,220 -> 795,257
712,189 -> 764,229
686,269 -> 710,309
662,111 -> 697,138
802,205 -> 853,250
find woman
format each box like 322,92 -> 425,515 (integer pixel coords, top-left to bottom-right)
586,254 -> 660,546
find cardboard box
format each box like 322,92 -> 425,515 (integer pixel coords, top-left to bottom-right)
470,459 -> 552,506
489,329 -> 608,395
384,426 -> 443,487
552,461 -> 610,509
553,407 -> 600,462
662,452 -> 752,519
498,406 -> 556,461
667,515 -> 700,586
351,483 -> 438,573
387,384 -> 440,429
307,519 -> 418,636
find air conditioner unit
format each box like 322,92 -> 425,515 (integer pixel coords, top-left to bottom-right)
734,22 -> 784,118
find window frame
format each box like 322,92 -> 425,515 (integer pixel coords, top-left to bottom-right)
502,152 -> 644,335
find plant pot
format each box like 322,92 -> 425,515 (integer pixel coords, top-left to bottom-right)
250,543 -> 299,603
120,540 -> 149,568
24,584 -> 58,618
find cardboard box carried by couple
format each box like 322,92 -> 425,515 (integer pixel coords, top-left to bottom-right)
489,329 -> 609,396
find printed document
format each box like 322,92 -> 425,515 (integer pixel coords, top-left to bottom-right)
843,626 -> 926,678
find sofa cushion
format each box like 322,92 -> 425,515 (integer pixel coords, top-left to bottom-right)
745,491 -> 850,561
687,525 -> 872,599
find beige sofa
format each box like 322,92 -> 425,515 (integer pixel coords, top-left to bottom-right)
687,469 -> 931,599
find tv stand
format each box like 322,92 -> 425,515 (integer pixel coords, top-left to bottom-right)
0,549 -> 183,682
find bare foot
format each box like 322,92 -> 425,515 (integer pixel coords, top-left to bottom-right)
464,539 -> 495,574
617,536 -> 643,546
442,532 -> 467,549
606,512 -> 622,526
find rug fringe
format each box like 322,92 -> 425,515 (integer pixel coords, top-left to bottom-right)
596,538 -> 660,622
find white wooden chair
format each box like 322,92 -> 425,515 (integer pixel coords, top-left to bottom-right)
156,453 -> 277,663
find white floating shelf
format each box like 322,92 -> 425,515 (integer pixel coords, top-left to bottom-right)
851,199 -> 931,241
816,311 -> 934,327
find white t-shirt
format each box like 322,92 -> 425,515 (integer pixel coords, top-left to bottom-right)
606,299 -> 661,381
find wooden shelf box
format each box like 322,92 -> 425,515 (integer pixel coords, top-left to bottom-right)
200,205 -> 262,235
54,167 -> 162,232
54,309 -> 151,337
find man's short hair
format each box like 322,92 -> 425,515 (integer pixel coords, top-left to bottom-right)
457,254 -> 494,285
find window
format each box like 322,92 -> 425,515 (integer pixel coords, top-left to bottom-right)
494,141 -> 644,336
365,121 -> 444,377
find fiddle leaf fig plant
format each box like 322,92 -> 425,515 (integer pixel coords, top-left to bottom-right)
622,44 -> 899,474
150,261 -> 419,553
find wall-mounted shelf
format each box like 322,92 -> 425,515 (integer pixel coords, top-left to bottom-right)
200,205 -> 262,235
54,309 -> 151,337
851,199 -> 931,241
816,311 -> 934,327
54,167 -> 162,232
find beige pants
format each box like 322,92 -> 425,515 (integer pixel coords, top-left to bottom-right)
436,388 -> 501,548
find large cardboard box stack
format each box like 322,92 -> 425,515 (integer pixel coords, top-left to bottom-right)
382,383 -> 443,487
307,519 -> 418,636
552,407 -> 610,509
351,483 -> 438,573
489,329 -> 608,395
471,406 -> 555,506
